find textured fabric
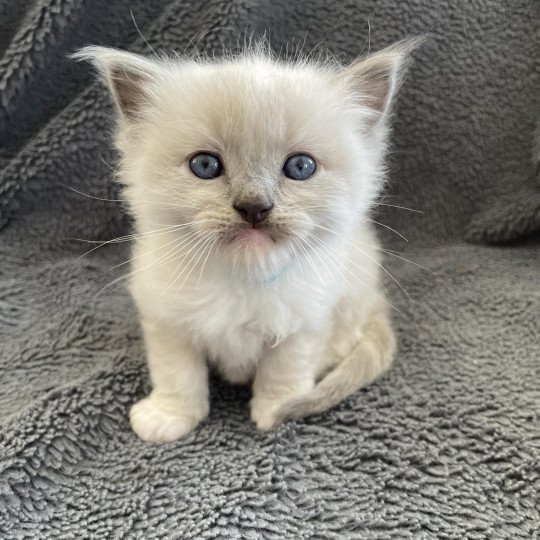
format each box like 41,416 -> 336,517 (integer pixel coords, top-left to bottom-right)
1,1 -> 539,538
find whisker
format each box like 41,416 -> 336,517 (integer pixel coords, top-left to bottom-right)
160,233 -> 213,296
107,231 -> 200,271
309,223 -> 414,304
62,184 -> 202,213
303,235 -> 395,319
59,183 -> 124,202
69,228 -> 180,262
291,238 -> 327,294
175,236 -> 216,293
134,236 -> 215,330
376,202 -> 423,214
300,236 -> 354,308
68,222 -> 209,263
368,245 -> 435,273
288,238 -> 305,282
70,219 -> 212,248
305,230 -> 390,294
95,232 -> 201,296
164,236 -> 215,296
361,217 -> 409,243
302,234 -> 401,314
60,182 -> 205,211
99,155 -> 121,175
142,183 -> 205,208
198,238 -> 219,283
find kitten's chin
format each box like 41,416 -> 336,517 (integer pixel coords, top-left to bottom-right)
220,226 -> 292,277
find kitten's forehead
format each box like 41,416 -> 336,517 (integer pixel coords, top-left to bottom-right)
153,58 -> 352,159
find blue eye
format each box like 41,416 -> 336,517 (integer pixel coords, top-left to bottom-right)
283,154 -> 316,181
189,153 -> 223,179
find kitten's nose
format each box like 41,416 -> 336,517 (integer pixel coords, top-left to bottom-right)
233,202 -> 273,227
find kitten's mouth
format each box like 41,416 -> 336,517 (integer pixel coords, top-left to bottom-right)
235,226 -> 276,246
217,222 -> 290,249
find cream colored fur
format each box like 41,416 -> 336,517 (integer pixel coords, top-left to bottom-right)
76,40 -> 418,442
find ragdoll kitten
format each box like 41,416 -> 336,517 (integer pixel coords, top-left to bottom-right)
77,38 -> 419,442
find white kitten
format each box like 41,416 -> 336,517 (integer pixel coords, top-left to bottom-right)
76,39 -> 419,442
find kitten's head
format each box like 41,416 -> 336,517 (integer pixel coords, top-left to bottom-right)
77,40 -> 419,279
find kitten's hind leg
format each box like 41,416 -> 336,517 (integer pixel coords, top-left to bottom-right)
130,320 -> 209,443
274,302 -> 396,425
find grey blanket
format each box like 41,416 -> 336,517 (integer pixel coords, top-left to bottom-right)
1,1 -> 539,538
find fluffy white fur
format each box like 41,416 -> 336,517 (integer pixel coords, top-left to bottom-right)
76,39 -> 419,442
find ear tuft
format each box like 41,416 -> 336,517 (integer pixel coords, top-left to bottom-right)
343,36 -> 425,120
72,46 -> 160,120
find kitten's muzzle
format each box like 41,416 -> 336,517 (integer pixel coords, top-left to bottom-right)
233,202 -> 274,227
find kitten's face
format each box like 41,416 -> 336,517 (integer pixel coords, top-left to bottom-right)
80,45 -> 411,277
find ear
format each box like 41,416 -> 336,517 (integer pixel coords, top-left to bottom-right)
342,37 -> 424,122
72,46 -> 161,121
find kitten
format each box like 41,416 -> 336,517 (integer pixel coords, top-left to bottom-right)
76,39 -> 419,442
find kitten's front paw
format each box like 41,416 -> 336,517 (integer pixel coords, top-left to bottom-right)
129,396 -> 207,443
250,398 -> 281,431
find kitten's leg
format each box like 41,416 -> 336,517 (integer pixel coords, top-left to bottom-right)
271,301 -> 396,426
130,320 -> 209,443
250,332 -> 325,431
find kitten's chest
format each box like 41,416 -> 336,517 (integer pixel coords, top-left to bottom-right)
191,281 -> 298,336
180,277 -> 322,361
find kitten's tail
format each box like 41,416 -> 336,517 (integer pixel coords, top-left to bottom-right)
273,306 -> 396,426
